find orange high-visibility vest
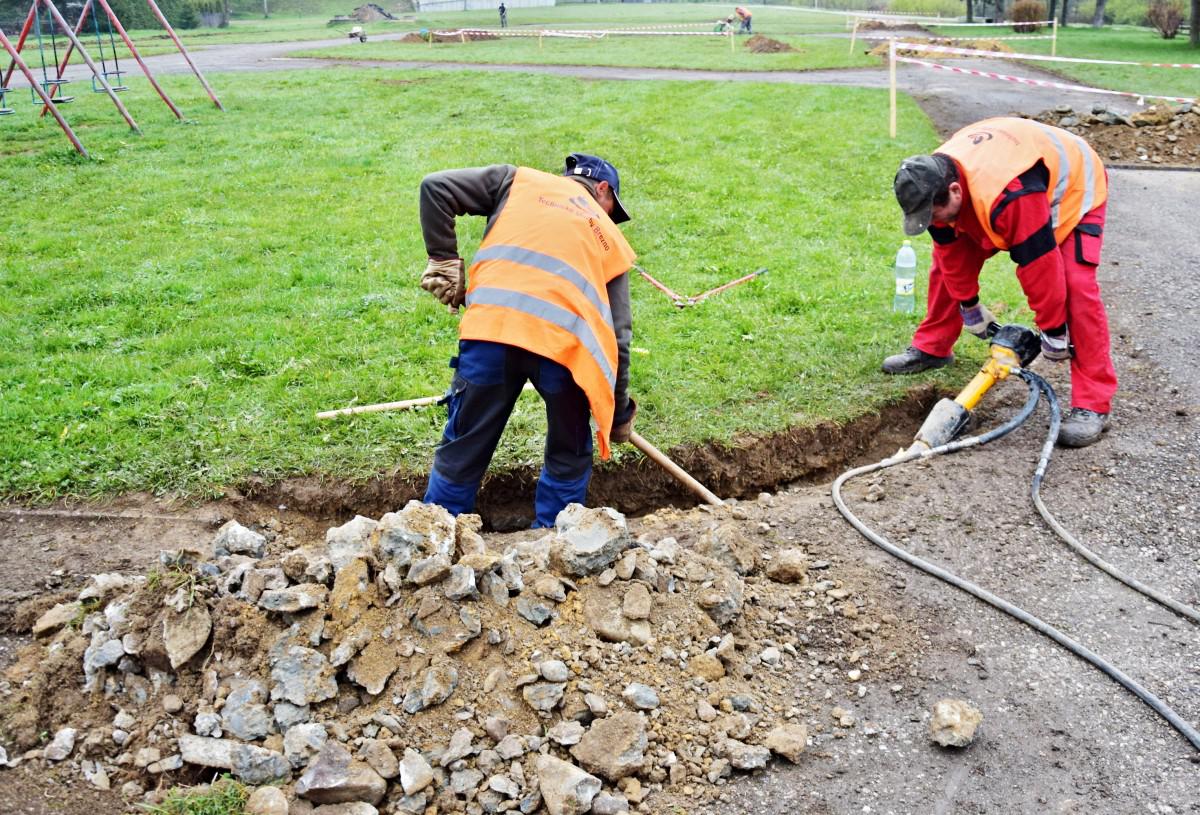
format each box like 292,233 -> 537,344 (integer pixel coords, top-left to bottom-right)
937,117 -> 1107,249
735,5 -> 751,18
459,168 -> 637,459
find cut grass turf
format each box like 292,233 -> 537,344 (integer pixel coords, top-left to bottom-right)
0,67 -> 1030,501
928,23 -> 1200,100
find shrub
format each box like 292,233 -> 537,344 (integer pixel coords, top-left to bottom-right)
1147,0 -> 1184,37
1010,0 -> 1047,31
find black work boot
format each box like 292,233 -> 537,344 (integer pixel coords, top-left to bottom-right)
1057,408 -> 1110,448
881,346 -> 954,375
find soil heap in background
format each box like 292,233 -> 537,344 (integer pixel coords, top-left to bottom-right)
1028,102 -> 1200,168
867,37 -> 1013,58
1,498 -> 918,814
354,4 -> 396,22
745,35 -> 794,54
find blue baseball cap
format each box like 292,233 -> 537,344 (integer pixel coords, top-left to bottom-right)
563,153 -> 630,224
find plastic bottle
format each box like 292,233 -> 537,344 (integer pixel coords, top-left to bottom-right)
893,240 -> 917,314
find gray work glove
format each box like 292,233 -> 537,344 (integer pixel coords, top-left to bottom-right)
959,301 -> 997,340
420,257 -> 466,308
1040,327 -> 1071,362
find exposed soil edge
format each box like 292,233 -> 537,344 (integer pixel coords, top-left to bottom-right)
241,384 -> 943,530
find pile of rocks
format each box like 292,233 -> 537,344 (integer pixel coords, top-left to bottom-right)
1030,102 -> 1200,166
1,498 -> 901,814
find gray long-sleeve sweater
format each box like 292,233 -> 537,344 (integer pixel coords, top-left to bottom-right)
419,165 -> 634,422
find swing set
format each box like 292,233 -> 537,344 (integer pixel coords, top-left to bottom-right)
0,0 -> 223,157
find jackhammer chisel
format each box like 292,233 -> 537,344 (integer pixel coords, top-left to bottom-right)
907,323 -> 1042,453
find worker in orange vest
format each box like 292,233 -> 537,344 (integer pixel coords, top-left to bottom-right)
418,154 -> 638,526
734,6 -> 753,34
887,117 -> 1116,448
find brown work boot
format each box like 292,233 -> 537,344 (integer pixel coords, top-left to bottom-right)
881,346 -> 954,375
1057,408 -> 1110,448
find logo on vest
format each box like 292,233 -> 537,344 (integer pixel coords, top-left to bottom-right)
967,131 -> 994,146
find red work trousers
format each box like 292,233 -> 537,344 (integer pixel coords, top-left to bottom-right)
911,202 -> 1118,414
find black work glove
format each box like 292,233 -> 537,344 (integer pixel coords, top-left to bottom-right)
611,398 -> 637,444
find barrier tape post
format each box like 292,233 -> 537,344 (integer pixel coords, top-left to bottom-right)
460,30 -> 465,43
1052,18 -> 1058,57
539,31 -> 543,51
889,38 -> 897,139
849,15 -> 858,54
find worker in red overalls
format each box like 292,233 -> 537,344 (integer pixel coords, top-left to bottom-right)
887,117 -> 1117,448
734,6 -> 753,34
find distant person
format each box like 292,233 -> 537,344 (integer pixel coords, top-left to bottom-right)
418,154 -> 638,526
888,117 -> 1116,448
734,5 -> 752,34
498,2 -> 507,28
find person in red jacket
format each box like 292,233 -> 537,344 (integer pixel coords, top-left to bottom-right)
886,117 -> 1117,448
417,154 -> 638,527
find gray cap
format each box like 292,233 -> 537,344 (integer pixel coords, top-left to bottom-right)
894,155 -> 946,236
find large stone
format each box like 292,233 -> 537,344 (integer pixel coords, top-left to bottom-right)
689,652 -> 725,681
163,603 -> 212,669
692,556 -> 744,627
259,584 -> 328,613
443,565 -> 477,600
723,738 -> 770,770
407,554 -> 452,586
929,699 -> 982,747
402,662 -> 459,714
213,520 -> 267,558
296,741 -> 387,805
697,524 -> 758,575
312,805 -> 378,815
326,515 -> 379,574
583,593 -> 651,646
78,572 -> 130,602
43,728 -> 77,761
621,584 -> 651,620
373,501 -> 457,571
763,723 -> 808,763
32,602 -> 81,637
270,643 -> 338,706
245,786 -> 289,815
621,683 -> 659,710
284,722 -> 328,769
360,739 -> 399,779
347,639 -> 399,696
550,505 -> 632,577
536,755 -> 601,815
569,712 -> 646,781
231,743 -> 291,785
398,748 -> 434,795
765,549 -> 809,584
222,678 -> 272,741
179,735 -> 234,769
522,681 -> 566,714
282,546 -> 334,586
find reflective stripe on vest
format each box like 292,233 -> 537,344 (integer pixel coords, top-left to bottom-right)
458,168 -> 637,459
473,244 -> 615,330
465,286 -> 616,387
938,117 -> 1107,249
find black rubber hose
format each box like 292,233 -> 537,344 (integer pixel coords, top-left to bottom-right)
1022,370 -> 1200,624
831,373 -> 1200,752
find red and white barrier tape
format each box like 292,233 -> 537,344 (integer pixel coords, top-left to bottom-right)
861,32 -> 1056,41
857,14 -> 1055,27
437,27 -> 729,39
897,56 -> 1197,103
897,39 -> 1200,68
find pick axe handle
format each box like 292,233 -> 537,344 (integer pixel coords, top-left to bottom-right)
628,431 -> 723,507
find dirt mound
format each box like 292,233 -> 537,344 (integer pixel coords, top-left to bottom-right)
353,3 -> 394,22
399,32 -> 425,43
1028,102 -> 1200,168
857,19 -> 931,32
745,35 -> 794,54
869,37 -> 1014,58
0,500 -> 918,813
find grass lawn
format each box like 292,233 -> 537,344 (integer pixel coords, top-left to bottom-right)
297,33 -> 878,72
929,23 -> 1200,100
0,66 -> 1031,502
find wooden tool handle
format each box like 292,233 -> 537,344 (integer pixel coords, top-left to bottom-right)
629,431 -> 723,507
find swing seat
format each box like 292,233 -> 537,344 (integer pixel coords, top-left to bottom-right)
40,77 -> 71,87
0,107 -> 14,116
47,95 -> 75,104
93,73 -> 129,93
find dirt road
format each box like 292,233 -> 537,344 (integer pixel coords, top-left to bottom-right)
2,34 -> 1197,815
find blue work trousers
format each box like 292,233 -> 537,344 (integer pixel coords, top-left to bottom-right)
424,340 -> 594,528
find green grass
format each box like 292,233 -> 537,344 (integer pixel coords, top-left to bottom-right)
141,776 -> 248,815
298,32 -> 878,72
0,65 -> 1029,502
929,23 -> 1200,100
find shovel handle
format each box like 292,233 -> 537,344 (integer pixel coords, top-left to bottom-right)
628,431 -> 723,507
